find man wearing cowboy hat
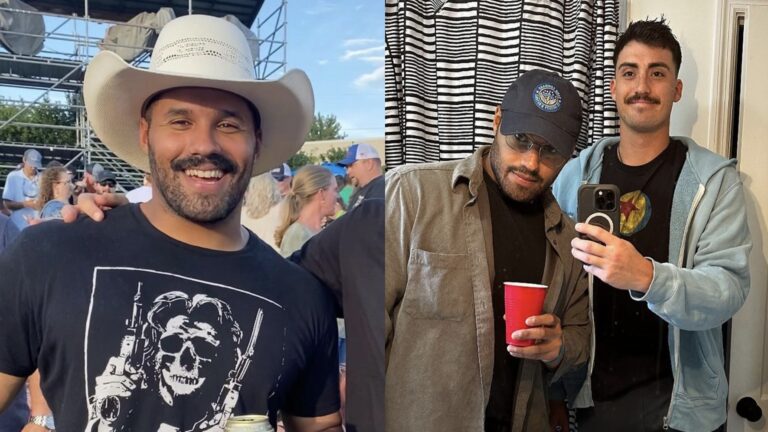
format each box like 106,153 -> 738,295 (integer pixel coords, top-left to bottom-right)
0,14 -> 341,432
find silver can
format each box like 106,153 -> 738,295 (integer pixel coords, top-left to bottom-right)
224,415 -> 274,432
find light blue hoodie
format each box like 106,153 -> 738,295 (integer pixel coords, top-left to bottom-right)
552,136 -> 751,431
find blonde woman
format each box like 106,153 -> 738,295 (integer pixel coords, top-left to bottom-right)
275,165 -> 338,257
241,172 -> 286,251
36,166 -> 73,220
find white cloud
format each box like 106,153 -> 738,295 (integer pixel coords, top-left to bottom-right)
343,38 -> 379,47
305,0 -> 337,15
341,45 -> 385,61
354,65 -> 385,88
317,59 -> 329,65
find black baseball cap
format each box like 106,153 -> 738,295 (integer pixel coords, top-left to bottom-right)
499,69 -> 583,158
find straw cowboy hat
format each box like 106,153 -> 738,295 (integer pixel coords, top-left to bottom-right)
83,14 -> 314,176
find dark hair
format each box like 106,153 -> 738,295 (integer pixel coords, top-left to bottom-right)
614,18 -> 682,76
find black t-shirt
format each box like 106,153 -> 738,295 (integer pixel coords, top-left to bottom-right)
349,175 -> 384,209
292,198 -> 384,432
0,205 -> 339,432
483,171 -> 546,428
592,140 -> 687,401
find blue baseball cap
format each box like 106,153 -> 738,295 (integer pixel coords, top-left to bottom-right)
337,143 -> 380,166
23,149 -> 43,169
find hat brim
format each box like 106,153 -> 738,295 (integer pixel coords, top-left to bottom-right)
500,111 -> 577,159
84,50 -> 314,176
336,157 -> 356,166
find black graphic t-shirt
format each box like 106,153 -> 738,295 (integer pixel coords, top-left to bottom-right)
483,171 -> 546,427
0,205 -> 339,432
592,140 -> 686,401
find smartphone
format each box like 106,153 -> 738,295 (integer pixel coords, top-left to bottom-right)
577,184 -> 620,237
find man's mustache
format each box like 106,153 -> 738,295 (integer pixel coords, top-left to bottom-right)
171,154 -> 236,173
506,166 -> 541,182
626,93 -> 660,105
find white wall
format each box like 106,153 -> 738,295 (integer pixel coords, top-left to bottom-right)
626,0 -> 719,150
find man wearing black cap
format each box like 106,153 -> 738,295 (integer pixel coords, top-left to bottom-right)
93,169 -> 118,195
385,69 -> 590,432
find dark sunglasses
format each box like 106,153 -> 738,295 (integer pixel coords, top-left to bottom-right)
99,180 -> 116,188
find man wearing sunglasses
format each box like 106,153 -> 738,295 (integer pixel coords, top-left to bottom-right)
94,169 -> 118,194
385,69 -> 589,431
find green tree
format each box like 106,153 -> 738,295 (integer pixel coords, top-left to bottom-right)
319,146 -> 347,163
287,151 -> 318,171
0,96 -> 77,146
307,113 -> 347,141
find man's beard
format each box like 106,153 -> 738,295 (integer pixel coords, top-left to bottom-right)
148,140 -> 253,224
489,144 -> 551,203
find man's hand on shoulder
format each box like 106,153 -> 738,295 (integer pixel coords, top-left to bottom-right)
61,193 -> 129,223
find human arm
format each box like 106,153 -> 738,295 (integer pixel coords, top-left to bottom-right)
23,371 -> 53,432
384,170 -> 413,369
633,173 -> 751,330
507,268 -> 590,381
61,192 -> 129,223
0,372 -> 26,414
571,223 -> 654,292
573,169 -> 751,330
506,314 -> 564,366
2,175 -> 35,211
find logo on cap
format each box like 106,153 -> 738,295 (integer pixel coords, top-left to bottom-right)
532,83 -> 562,113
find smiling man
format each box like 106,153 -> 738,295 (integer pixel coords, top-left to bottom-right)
0,15 -> 341,432
552,19 -> 751,432
385,69 -> 590,432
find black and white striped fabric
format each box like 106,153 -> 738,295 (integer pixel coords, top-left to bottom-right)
385,0 -> 620,166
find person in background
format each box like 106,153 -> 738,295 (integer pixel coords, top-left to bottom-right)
0,211 -> 25,430
36,166 -> 74,220
93,169 -> 118,195
336,143 -> 383,209
241,172 -> 287,251
74,162 -> 103,197
271,162 -> 293,198
125,172 -> 152,203
2,149 -> 42,229
275,165 -> 338,257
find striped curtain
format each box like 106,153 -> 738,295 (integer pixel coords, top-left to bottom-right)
384,0 -> 620,166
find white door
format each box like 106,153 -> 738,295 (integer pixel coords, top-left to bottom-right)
726,1 -> 768,430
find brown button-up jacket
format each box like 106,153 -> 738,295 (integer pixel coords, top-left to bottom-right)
385,146 -> 590,431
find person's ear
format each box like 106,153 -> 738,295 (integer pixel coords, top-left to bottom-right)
493,106 -> 502,134
139,118 -> 150,155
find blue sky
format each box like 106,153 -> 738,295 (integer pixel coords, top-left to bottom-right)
0,1 -> 384,139
274,0 -> 384,138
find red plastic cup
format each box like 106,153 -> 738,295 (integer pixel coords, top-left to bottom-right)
504,282 -> 548,347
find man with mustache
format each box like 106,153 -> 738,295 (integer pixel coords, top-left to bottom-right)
552,19 -> 751,431
0,15 -> 341,432
386,69 -> 590,431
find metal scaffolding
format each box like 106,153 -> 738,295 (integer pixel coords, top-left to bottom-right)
0,0 -> 287,192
